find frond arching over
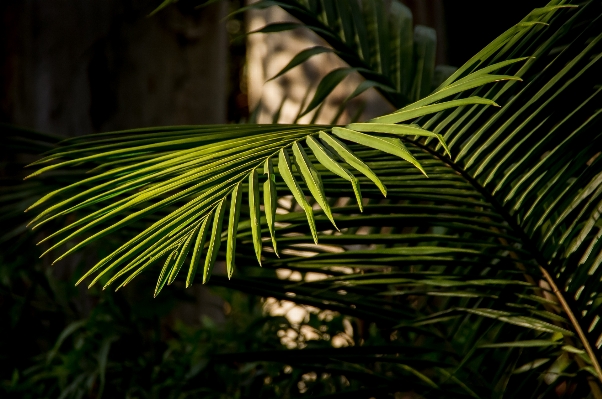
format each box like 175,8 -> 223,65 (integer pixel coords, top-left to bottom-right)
27,61 -> 518,293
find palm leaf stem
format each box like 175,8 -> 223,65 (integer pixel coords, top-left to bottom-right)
498,231 -> 602,397
406,137 -> 602,386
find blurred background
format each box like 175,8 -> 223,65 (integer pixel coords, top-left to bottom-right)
1,0 -> 543,130
0,0 -> 542,397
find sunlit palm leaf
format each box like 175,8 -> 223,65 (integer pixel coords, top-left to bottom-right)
27,55 -> 513,294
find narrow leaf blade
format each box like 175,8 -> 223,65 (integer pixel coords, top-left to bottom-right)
187,214 -> 212,288
292,141 -> 337,228
226,183 -> 243,279
203,200 -> 227,284
319,132 -> 387,196
249,169 -> 262,264
278,148 -> 318,243
332,127 -> 426,176
306,136 -> 363,211
263,157 -> 279,256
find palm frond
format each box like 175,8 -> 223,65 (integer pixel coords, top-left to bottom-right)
26,50 -> 513,293
417,0 -> 602,383
242,0 -> 447,112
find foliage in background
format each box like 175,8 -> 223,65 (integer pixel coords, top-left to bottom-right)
242,0 -> 455,124
242,0 -> 450,112
3,283 -> 360,399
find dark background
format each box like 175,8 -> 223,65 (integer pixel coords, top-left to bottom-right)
1,0 -> 545,135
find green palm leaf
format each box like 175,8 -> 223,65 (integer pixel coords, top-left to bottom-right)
27,53 -> 511,292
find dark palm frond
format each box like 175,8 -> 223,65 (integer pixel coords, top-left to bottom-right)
0,124 -> 63,251
421,0 -> 602,383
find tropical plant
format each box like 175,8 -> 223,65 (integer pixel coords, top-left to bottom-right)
15,0 -> 602,397
240,0 -> 450,114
